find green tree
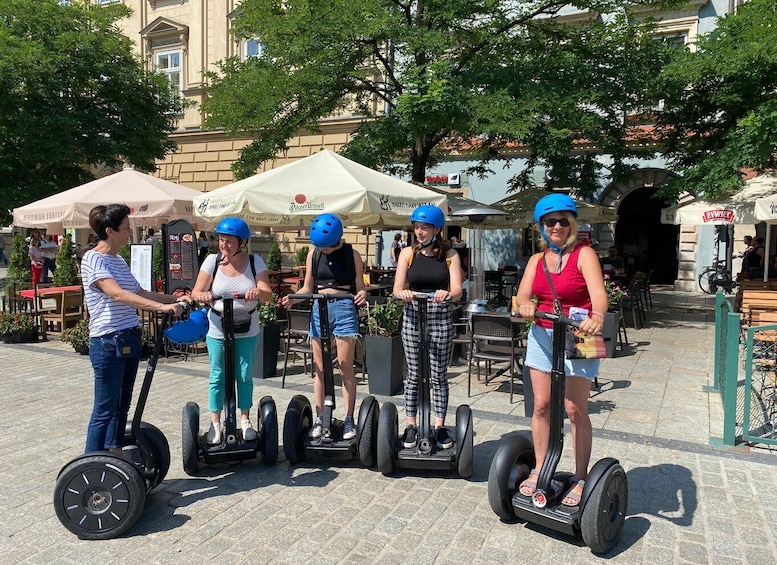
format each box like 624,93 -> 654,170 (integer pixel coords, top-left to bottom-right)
266,241 -> 282,271
0,0 -> 185,224
203,0 -> 679,194
6,233 -> 30,285
53,235 -> 79,286
657,0 -> 777,200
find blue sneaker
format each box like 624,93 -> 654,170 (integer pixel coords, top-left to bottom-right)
342,415 -> 356,440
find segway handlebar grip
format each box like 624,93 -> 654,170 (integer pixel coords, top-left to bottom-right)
213,293 -> 247,300
389,292 -> 453,302
535,310 -> 581,328
287,292 -> 354,301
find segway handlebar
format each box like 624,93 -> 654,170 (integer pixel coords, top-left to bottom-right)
211,293 -> 248,300
534,310 -> 581,329
390,292 -> 453,302
287,292 -> 355,301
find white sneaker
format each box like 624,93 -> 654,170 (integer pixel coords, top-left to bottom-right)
308,415 -> 323,439
207,422 -> 222,445
241,419 -> 257,441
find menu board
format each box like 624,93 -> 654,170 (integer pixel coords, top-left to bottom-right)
163,220 -> 198,294
130,244 -> 153,291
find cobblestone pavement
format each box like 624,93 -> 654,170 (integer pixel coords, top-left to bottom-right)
1,285 -> 776,564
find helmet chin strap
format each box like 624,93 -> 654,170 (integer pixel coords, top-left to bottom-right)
419,233 -> 437,248
541,228 -> 564,274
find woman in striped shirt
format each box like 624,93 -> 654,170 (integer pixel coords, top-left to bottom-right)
81,204 -> 187,455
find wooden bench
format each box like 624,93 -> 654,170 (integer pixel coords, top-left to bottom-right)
740,289 -> 777,333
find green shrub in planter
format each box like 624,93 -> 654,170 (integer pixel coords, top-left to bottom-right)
295,246 -> 310,266
266,241 -> 281,271
62,319 -> 90,354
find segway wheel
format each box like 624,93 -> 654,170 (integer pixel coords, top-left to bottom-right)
136,422 -> 170,491
258,395 -> 278,465
181,402 -> 201,476
283,395 -> 312,464
581,464 -> 628,554
54,454 -> 146,540
454,404 -> 474,479
356,396 -> 379,468
377,401 -> 398,475
487,433 -> 536,522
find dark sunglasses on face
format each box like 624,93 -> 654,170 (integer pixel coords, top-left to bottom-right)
542,217 -> 570,228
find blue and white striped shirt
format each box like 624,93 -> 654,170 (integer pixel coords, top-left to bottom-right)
81,250 -> 141,337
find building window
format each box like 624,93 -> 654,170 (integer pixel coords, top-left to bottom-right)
156,50 -> 182,95
244,39 -> 263,59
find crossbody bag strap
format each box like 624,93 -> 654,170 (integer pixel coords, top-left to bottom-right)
541,255 -> 563,316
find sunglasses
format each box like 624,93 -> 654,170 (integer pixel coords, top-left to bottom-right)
542,217 -> 571,228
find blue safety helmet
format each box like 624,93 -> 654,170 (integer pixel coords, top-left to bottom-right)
410,205 -> 445,229
164,308 -> 209,345
215,217 -> 251,242
309,213 -> 343,248
533,194 -> 578,223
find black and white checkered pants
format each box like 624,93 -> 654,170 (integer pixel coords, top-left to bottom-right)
401,301 -> 454,419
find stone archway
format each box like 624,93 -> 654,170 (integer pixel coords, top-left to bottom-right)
597,168 -> 679,284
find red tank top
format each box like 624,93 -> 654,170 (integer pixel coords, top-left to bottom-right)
532,244 -> 592,329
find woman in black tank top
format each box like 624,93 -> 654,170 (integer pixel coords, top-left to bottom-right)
281,214 -> 368,440
392,205 -> 463,451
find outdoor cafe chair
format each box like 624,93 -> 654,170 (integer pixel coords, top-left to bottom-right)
467,313 -> 526,404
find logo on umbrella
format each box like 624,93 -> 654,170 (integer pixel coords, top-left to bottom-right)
197,200 -> 209,215
289,194 -> 324,212
379,194 -> 391,211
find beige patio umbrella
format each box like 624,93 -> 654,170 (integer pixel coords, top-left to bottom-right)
494,188 -> 618,225
192,150 -> 448,228
13,168 -> 204,229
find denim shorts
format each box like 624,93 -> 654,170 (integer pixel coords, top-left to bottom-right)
310,298 -> 360,338
524,323 -> 600,380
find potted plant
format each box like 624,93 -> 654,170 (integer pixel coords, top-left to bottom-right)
266,241 -> 282,271
0,312 -> 37,343
602,277 -> 624,357
53,234 -> 80,286
295,245 -> 309,267
253,293 -> 282,378
62,318 -> 90,354
364,297 -> 404,396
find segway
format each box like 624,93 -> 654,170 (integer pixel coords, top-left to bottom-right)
282,293 -> 379,467
487,311 -> 627,554
377,293 -> 474,478
53,310 -> 182,540
181,293 -> 278,475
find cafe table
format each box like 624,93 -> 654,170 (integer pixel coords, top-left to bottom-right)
19,285 -> 84,339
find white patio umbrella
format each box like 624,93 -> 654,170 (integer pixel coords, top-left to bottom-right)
494,188 -> 618,225
661,174 -> 777,226
13,168 -> 204,229
193,150 -> 447,228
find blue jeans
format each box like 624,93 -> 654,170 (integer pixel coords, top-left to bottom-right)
84,329 -> 141,453
206,334 -> 259,413
309,298 -> 360,338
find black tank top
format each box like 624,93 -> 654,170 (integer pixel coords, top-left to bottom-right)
407,252 -> 450,292
314,243 -> 355,291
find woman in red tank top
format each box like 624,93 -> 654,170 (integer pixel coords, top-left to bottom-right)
513,195 -> 607,507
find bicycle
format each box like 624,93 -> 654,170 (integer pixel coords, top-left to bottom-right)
698,260 -> 737,294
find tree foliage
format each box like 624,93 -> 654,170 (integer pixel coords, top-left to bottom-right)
203,0 -> 680,194
0,0 -> 184,223
657,0 -> 777,200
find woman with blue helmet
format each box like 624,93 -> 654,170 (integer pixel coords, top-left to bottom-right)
392,205 -> 463,451
281,213 -> 368,440
513,193 -> 607,507
191,217 -> 273,444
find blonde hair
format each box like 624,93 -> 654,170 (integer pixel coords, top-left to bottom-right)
534,211 -> 579,251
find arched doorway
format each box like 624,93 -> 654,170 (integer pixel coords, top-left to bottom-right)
598,169 -> 679,285
615,187 -> 678,284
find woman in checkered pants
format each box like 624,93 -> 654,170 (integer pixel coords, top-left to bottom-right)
392,205 -> 463,451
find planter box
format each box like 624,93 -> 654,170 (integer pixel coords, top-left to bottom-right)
602,311 -> 620,358
253,322 -> 281,379
365,334 -> 404,396
2,329 -> 37,344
